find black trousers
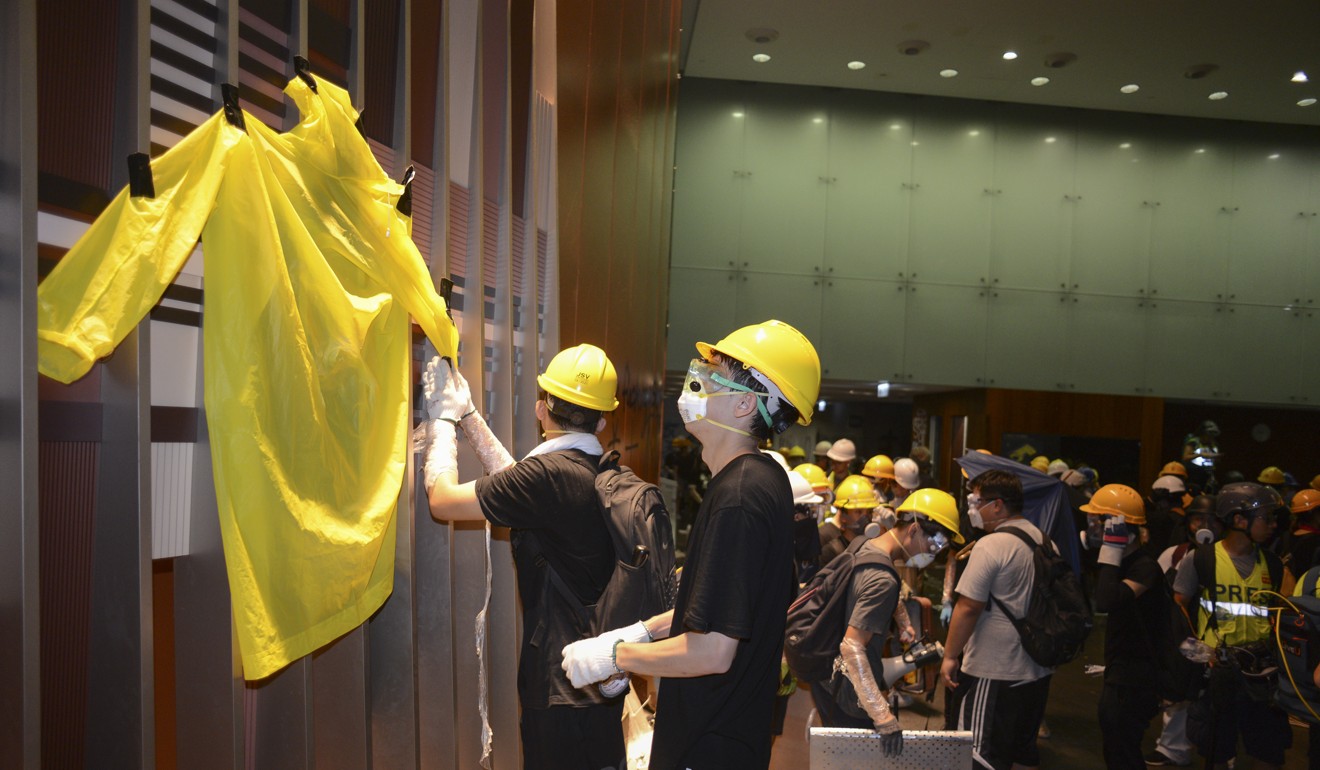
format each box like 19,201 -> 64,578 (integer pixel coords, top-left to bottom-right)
1097,683 -> 1159,770
521,701 -> 626,770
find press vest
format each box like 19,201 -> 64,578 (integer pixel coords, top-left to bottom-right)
1196,541 -> 1273,647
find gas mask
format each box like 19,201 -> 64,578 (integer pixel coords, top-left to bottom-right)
967,506 -> 984,531
891,524 -> 949,570
1194,528 -> 1214,545
841,508 -> 872,536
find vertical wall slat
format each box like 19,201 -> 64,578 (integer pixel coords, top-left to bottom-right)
83,0 -> 157,765
1,1 -> 41,764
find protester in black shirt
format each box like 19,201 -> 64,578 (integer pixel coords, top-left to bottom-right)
561,320 -> 821,770
1085,484 -> 1165,770
423,344 -> 626,770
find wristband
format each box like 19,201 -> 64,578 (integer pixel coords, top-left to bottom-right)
611,639 -> 625,674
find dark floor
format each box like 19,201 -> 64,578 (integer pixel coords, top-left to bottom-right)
769,614 -> 1312,769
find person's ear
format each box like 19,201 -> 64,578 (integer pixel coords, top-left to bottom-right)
534,399 -> 548,423
594,416 -> 606,435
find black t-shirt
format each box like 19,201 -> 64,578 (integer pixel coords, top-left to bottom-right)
650,452 -> 795,770
475,449 -> 617,708
818,521 -> 845,567
1094,549 -> 1166,687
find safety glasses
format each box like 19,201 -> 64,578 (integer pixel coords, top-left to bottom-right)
916,518 -> 954,553
682,358 -> 775,427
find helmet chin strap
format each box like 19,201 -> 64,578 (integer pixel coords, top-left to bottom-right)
689,415 -> 753,438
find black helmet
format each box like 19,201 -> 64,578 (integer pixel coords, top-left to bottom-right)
1185,494 -> 1216,519
1214,482 -> 1281,524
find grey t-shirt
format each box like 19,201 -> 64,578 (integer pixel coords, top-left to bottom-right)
821,542 -> 900,720
956,518 -> 1053,682
1172,544 -> 1259,598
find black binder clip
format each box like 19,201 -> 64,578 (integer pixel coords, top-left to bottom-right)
127,153 -> 155,198
294,56 -> 317,92
396,165 -> 416,217
221,84 -> 246,132
439,278 -> 455,320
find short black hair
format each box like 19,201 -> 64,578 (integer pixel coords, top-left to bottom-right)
708,353 -> 800,441
969,469 -> 1024,514
542,392 -> 602,433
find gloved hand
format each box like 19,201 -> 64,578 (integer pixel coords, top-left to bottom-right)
422,355 -> 475,423
898,625 -> 917,645
877,720 -> 903,757
1097,514 -> 1129,567
939,602 -> 953,627
597,620 -> 654,646
561,636 -> 622,688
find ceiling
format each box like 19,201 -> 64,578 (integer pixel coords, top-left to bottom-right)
679,0 -> 1320,127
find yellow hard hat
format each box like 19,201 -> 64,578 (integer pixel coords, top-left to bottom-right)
1159,461 -> 1188,478
897,488 -> 965,544
671,436 -> 691,448
1030,456 -> 1050,473
1311,474 -> 1320,492
1258,466 -> 1286,485
788,445 -> 807,460
536,344 -> 619,411
696,320 -> 821,426
794,463 -> 831,493
1080,483 -> 1147,525
834,475 -> 880,509
862,454 -> 896,480
1292,489 -> 1320,515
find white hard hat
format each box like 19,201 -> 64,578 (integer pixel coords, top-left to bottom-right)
1152,475 -> 1186,494
814,440 -> 833,457
826,438 -> 857,463
894,458 -> 920,491
1047,459 -> 1070,477
761,449 -> 790,473
789,470 -> 824,505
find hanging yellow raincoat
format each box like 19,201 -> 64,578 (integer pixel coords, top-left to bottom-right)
37,75 -> 457,680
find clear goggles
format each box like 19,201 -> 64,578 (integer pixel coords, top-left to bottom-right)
915,517 -> 953,553
682,358 -> 775,427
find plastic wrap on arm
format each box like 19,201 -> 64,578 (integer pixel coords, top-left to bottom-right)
838,636 -> 899,734
892,598 -> 916,643
423,419 -> 458,491
459,412 -> 515,475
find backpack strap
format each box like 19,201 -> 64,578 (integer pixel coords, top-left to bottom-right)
1262,548 -> 1283,599
984,526 -> 1039,621
1193,542 -> 1218,636
521,530 -> 593,631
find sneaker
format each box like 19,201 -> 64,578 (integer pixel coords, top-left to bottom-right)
1144,749 -> 1187,766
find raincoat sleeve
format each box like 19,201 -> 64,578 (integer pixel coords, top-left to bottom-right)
37,113 -> 242,383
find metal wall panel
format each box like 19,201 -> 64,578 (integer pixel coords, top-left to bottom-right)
0,1 -> 41,763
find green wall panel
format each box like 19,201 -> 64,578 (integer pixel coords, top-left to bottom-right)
669,78 -> 1320,407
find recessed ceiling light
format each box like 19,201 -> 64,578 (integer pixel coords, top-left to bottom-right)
1120,84 -> 1140,94
1002,51 -> 1018,61
968,130 -> 981,137
1300,98 -> 1318,107
732,111 -> 744,118
890,123 -> 902,130
1269,153 -> 1281,160
1120,142 -> 1131,149
1208,91 -> 1228,100
1293,71 -> 1309,83
1044,136 -> 1057,143
847,61 -> 866,71
752,53 -> 771,63
911,141 -> 920,146
812,117 -> 823,124
940,69 -> 958,78
1031,77 -> 1050,86
1194,148 -> 1206,154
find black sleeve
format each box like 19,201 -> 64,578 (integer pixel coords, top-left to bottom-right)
1095,556 -> 1162,613
474,454 -> 563,529
679,506 -> 768,640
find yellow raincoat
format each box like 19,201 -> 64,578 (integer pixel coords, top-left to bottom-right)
37,75 -> 457,679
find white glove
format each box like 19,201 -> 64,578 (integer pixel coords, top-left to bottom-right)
601,620 -> 654,646
561,636 -> 622,688
422,355 -> 475,423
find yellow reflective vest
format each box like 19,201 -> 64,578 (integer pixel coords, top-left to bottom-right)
37,75 -> 457,679
1195,541 -> 1274,647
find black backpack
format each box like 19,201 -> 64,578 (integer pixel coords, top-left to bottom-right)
1275,567 -> 1320,723
1158,542 -> 1208,702
988,526 -> 1092,668
784,536 -> 899,683
536,450 -> 678,637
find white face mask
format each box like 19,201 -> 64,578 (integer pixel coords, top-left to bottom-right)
906,551 -> 935,570
676,389 -> 707,425
968,506 -> 984,530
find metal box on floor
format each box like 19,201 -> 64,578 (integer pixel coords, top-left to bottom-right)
809,728 -> 973,769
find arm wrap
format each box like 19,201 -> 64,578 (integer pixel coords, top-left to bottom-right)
423,418 -> 458,491
458,411 -> 515,475
839,636 -> 900,734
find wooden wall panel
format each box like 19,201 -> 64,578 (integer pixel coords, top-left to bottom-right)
556,0 -> 679,479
